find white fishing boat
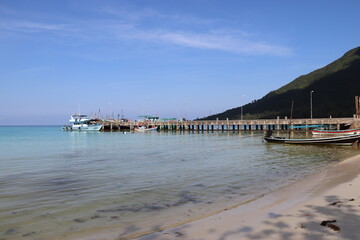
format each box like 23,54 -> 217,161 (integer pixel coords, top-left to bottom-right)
63,114 -> 103,131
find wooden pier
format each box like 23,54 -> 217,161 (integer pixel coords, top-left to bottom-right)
101,117 -> 359,131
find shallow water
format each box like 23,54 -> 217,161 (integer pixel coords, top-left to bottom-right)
0,126 -> 358,239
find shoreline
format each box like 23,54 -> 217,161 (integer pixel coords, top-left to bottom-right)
133,153 -> 360,240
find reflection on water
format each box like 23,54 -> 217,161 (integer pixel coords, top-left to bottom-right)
0,127 -> 359,240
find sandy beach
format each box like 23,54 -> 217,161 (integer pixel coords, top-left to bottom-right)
126,153 -> 360,240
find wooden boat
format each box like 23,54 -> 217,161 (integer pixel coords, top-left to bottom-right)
134,126 -> 158,132
264,130 -> 360,145
312,128 -> 360,135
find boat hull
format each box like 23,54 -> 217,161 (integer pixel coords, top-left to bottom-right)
134,127 -> 158,132
63,114 -> 103,131
264,134 -> 360,145
63,124 -> 103,131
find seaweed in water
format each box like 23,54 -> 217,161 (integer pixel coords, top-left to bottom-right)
4,228 -> 17,235
97,204 -> 165,214
175,231 -> 184,237
22,232 -> 36,237
97,191 -> 199,214
73,218 -> 87,223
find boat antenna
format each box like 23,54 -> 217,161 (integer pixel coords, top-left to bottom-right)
290,100 -> 294,120
288,100 -> 294,138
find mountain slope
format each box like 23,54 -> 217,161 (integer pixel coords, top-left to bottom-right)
202,46 -> 360,120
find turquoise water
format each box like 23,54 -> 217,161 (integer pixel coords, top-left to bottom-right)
0,126 -> 359,240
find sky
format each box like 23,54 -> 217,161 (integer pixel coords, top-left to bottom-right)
0,0 -> 359,125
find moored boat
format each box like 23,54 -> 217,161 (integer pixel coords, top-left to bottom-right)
312,128 -> 360,135
264,130 -> 360,145
134,126 -> 158,132
63,114 -> 103,131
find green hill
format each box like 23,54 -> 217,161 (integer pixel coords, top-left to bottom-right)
201,46 -> 360,120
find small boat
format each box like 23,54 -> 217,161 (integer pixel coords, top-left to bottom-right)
312,128 -> 360,135
63,114 -> 103,131
264,130 -> 360,145
134,126 -> 158,132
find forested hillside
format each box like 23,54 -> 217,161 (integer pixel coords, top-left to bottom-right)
202,46 -> 360,120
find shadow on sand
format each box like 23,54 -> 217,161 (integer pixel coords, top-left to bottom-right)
120,193 -> 360,240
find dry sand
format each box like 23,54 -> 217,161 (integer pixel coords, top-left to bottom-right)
128,153 -> 360,240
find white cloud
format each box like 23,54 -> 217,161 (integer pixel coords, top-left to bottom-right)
113,26 -> 292,56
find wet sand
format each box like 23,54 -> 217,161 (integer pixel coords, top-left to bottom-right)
131,153 -> 360,240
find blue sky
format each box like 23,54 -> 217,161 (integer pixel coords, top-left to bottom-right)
0,0 -> 359,125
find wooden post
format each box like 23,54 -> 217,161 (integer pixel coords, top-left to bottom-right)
356,96 -> 359,118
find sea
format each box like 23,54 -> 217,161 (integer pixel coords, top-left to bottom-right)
0,126 -> 359,240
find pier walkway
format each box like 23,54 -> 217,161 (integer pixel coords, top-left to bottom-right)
102,117 -> 358,131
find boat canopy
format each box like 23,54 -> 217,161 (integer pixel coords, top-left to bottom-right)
138,115 -> 159,121
289,125 -> 326,129
160,118 -> 177,121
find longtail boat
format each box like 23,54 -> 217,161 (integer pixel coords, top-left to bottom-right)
312,128 -> 360,135
264,130 -> 360,146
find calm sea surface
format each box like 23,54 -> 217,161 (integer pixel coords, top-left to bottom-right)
0,126 -> 359,240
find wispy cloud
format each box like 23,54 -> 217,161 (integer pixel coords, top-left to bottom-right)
0,4 -> 292,56
100,5 -> 215,26
112,26 -> 292,56
0,20 -> 75,33
160,32 -> 291,56
98,5 -> 292,56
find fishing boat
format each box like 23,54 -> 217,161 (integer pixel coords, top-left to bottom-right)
134,126 -> 158,132
312,128 -> 360,135
62,114 -> 103,131
263,130 -> 360,146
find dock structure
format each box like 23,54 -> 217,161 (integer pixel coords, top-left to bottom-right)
101,117 -> 358,131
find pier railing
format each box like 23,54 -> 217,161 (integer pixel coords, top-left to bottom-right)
101,117 -> 357,131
